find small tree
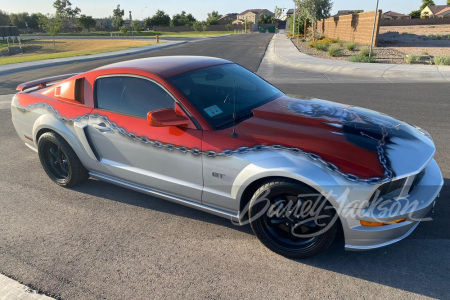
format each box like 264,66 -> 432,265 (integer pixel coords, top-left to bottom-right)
202,22 -> 208,33
120,27 -> 129,35
420,0 -> 435,11
448,0 -> 450,6
289,14 -> 310,36
113,4 -> 125,28
422,11 -> 430,18
192,21 -> 201,31
132,20 -> 143,35
296,0 -> 333,41
225,23 -> 232,31
77,14 -> 96,30
244,21 -> 253,32
39,14 -> 62,51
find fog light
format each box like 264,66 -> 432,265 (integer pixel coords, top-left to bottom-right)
360,218 -> 407,227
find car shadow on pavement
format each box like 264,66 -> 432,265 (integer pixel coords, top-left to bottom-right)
297,178 -> 450,299
71,178 -> 255,234
72,177 -> 449,298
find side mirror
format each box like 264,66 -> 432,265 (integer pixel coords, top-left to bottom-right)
147,108 -> 190,127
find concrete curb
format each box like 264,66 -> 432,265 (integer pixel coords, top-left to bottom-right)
0,40 -> 187,77
270,34 -> 450,82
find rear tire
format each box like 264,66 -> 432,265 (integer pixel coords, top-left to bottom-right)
38,132 -> 89,187
249,179 -> 338,259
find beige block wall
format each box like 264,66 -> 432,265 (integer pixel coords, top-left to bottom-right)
316,11 -> 382,46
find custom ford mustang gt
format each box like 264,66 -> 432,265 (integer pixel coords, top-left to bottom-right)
11,56 -> 443,258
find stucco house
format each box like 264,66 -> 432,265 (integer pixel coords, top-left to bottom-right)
233,9 -> 274,25
421,5 -> 450,18
217,13 -> 238,25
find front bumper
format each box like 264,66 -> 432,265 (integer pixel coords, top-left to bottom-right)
341,159 -> 443,250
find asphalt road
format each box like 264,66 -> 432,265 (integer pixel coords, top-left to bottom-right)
0,34 -> 449,299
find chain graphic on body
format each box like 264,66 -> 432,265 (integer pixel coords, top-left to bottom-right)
15,100 -> 393,185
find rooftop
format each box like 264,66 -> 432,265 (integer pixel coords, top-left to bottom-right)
425,5 -> 450,15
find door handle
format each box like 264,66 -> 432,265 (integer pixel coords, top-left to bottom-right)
92,122 -> 111,132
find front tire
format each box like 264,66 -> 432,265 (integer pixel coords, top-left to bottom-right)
38,132 -> 89,187
249,179 -> 338,259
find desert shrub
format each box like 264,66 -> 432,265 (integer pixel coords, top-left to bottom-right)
404,54 -> 420,64
336,39 -> 343,47
433,55 -> 450,66
328,45 -> 342,57
346,42 -> 357,51
349,48 -> 376,63
359,48 -> 373,57
349,55 -> 376,63
319,37 -> 337,44
314,41 -> 329,51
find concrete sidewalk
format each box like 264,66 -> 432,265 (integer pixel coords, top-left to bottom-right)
265,33 -> 450,82
0,40 -> 186,76
0,273 -> 54,299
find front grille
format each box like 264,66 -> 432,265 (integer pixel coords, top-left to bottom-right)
369,177 -> 408,203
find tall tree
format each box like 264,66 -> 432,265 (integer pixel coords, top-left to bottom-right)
447,0 -> 450,5
77,14 -> 96,30
274,6 -> 283,19
0,10 -> 9,26
420,0 -> 435,11
206,10 -> 222,25
410,10 -> 421,19
28,13 -> 41,29
113,4 -> 125,28
53,0 -> 80,28
145,10 -> 170,27
171,11 -> 196,26
295,0 -> 332,40
9,13 -> 29,28
259,13 -> 275,24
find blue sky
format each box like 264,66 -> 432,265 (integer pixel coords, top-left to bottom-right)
1,0 -> 440,20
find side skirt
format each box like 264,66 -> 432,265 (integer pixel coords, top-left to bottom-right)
90,171 -> 240,223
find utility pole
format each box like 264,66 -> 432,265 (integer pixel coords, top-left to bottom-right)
369,0 -> 380,59
129,11 -> 134,39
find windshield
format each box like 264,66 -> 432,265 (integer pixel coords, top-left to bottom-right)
168,63 -> 284,129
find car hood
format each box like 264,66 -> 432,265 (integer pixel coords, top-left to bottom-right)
234,96 -> 435,179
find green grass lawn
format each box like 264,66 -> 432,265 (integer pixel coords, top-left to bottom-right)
0,39 -> 158,65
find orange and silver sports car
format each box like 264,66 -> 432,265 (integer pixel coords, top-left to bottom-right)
11,56 -> 443,258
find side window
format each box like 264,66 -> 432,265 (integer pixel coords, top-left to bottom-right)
95,76 -> 175,118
